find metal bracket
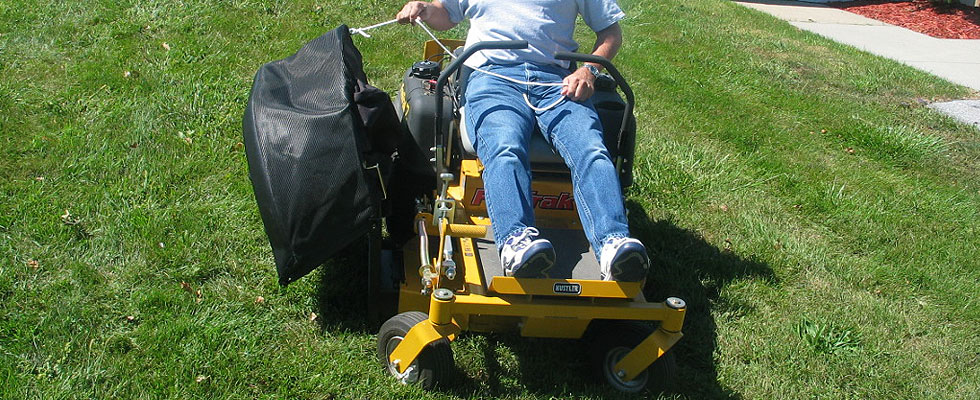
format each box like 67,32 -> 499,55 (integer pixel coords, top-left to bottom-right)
433,173 -> 454,223
362,162 -> 387,200
388,320 -> 460,374
612,329 -> 683,381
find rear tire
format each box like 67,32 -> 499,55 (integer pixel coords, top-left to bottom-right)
588,321 -> 676,394
377,311 -> 454,389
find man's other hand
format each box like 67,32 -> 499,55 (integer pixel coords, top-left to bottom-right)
561,67 -> 596,102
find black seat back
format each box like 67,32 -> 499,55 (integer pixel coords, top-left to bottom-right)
455,65 -> 636,186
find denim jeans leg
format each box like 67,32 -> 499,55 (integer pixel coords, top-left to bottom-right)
528,65 -> 630,255
464,65 -> 538,245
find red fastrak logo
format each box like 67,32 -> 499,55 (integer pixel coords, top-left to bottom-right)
471,188 -> 575,210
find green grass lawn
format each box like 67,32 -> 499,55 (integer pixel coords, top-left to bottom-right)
2,0 -> 978,398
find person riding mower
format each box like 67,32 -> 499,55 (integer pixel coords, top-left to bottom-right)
379,38 -> 687,393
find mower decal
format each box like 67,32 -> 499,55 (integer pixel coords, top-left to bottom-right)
399,85 -> 410,117
471,188 -> 575,211
553,282 -> 582,295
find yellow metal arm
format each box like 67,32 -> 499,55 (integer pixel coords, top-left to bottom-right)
612,297 -> 687,381
388,319 -> 461,374
389,288 -> 461,374
612,328 -> 683,381
451,294 -> 680,321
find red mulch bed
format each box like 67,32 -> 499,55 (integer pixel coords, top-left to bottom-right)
832,0 -> 980,39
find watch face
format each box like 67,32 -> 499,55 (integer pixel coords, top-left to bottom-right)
586,65 -> 600,77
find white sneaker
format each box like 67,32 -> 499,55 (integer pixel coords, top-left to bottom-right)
500,227 -> 555,278
599,237 -> 649,282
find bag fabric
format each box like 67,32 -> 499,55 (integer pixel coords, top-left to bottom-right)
243,25 -> 398,285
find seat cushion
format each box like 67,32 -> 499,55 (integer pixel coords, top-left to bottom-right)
459,105 -> 569,168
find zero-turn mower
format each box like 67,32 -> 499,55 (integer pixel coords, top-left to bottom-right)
378,38 -> 687,394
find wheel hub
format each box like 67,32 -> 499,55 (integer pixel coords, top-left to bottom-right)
604,346 -> 649,392
385,336 -> 420,384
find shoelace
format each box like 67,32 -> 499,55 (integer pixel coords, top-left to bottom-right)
506,227 -> 540,250
599,236 -> 627,259
605,235 -> 630,245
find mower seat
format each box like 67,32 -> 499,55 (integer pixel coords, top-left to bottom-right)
458,106 -> 569,171
455,63 -> 570,172
453,63 -> 634,181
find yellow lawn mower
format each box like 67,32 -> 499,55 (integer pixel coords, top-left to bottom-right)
378,38 -> 687,393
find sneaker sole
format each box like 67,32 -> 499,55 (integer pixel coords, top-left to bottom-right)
510,249 -> 556,279
610,252 -> 649,282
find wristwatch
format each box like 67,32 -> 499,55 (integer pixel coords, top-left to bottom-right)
584,64 -> 601,79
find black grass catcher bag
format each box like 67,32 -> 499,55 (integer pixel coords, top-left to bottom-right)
243,25 -> 399,285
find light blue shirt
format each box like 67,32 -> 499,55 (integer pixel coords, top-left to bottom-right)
438,0 -> 625,69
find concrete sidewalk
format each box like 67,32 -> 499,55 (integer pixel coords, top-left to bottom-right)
735,0 -> 980,92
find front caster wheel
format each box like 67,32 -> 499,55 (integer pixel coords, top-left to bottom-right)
589,321 -> 676,394
377,311 -> 454,389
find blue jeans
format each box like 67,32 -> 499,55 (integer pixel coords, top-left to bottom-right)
463,63 -> 630,256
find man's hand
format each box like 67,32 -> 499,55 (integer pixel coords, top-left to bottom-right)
396,1 -> 456,30
561,67 -> 596,102
396,1 -> 430,24
561,22 -> 622,102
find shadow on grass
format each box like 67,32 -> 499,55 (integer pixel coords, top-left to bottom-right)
628,200 -> 776,399
313,249 -> 373,334
310,201 -> 775,398
312,228 -> 396,334
439,201 -> 774,399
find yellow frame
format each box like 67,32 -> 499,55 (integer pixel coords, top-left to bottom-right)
388,40 -> 686,384
390,165 -> 688,380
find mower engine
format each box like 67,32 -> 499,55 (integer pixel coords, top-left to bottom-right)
395,60 -> 455,177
